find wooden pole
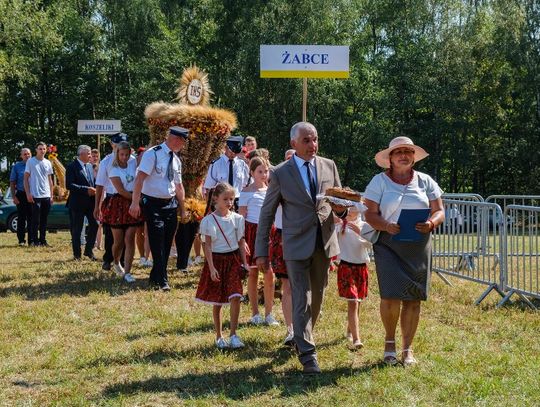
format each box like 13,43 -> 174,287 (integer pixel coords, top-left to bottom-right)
302,77 -> 308,122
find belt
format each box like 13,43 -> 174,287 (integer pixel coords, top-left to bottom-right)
142,194 -> 173,203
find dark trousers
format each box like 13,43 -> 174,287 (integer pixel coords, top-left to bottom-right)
30,197 -> 51,245
15,191 -> 32,244
142,198 -> 178,286
175,221 -> 199,270
69,206 -> 98,258
102,222 -> 125,266
103,223 -> 114,264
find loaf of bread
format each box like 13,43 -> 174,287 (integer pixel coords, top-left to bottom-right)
325,187 -> 361,202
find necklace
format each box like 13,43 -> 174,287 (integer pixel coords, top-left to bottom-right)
387,169 -> 414,185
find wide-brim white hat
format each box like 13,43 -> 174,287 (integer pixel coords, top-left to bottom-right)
374,136 -> 429,168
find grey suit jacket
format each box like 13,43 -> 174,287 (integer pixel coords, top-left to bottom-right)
254,155 -> 342,261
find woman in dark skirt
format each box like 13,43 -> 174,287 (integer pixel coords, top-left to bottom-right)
364,136 -> 445,366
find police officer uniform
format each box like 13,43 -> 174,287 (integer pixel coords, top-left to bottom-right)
203,135 -> 249,211
138,127 -> 187,290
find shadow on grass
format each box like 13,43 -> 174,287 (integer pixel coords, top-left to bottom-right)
480,297 -> 540,311
125,321 -> 216,341
0,270 -> 149,300
101,360 -> 385,401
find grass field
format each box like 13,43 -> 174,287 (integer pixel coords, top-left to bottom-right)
0,232 -> 539,406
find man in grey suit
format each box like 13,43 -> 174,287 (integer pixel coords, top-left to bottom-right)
255,122 -> 346,374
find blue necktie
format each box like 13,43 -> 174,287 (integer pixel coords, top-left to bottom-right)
304,161 -> 317,203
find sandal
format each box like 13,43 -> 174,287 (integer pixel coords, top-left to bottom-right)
383,340 -> 398,365
402,348 -> 418,367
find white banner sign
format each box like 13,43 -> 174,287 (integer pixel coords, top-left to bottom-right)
260,45 -> 349,78
77,120 -> 121,135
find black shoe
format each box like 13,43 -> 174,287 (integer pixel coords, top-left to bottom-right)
160,283 -> 171,292
84,253 -> 98,261
39,241 -> 51,247
302,359 -> 321,375
102,262 -> 111,271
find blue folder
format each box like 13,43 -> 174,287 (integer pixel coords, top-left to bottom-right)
392,208 -> 432,242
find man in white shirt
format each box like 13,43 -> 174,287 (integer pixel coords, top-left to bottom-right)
129,126 -> 188,291
203,135 -> 249,212
24,142 -> 54,246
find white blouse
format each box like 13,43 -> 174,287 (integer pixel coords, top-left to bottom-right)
335,218 -> 371,264
238,189 -> 267,224
109,160 -> 137,192
199,211 -> 245,253
363,171 -> 443,223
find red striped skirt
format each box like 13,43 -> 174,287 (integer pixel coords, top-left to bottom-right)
337,260 -> 369,301
245,220 -> 258,266
195,251 -> 243,305
101,194 -> 143,227
270,227 -> 287,278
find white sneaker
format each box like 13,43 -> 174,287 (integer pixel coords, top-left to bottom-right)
113,263 -> 125,277
194,255 -> 203,265
229,334 -> 245,348
139,257 -> 146,266
123,273 -> 136,283
144,258 -> 153,267
215,337 -> 229,349
250,314 -> 264,325
187,257 -> 193,266
265,314 -> 280,326
283,331 -> 295,346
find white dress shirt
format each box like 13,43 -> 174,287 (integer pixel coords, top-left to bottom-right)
138,142 -> 182,199
203,154 -> 249,198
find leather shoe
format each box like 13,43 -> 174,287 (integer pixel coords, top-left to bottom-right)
302,359 -> 321,375
102,262 -> 111,271
84,253 -> 98,261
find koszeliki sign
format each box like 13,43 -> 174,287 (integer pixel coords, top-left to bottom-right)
77,120 -> 122,135
260,45 -> 349,78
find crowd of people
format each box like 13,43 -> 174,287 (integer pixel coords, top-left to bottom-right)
8,123 -> 444,375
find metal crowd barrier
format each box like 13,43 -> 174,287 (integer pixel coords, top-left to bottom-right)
442,193 -> 484,202
497,205 -> 540,310
432,200 -> 507,305
486,195 -> 540,209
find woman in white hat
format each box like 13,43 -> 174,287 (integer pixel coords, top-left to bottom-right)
363,136 -> 445,366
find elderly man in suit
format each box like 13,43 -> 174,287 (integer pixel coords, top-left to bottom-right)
255,122 -> 346,374
66,145 -> 98,260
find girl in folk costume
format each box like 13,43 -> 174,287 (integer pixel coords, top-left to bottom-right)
269,148 -> 296,345
335,206 -> 371,349
195,182 -> 250,349
102,141 -> 143,283
238,157 -> 278,326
